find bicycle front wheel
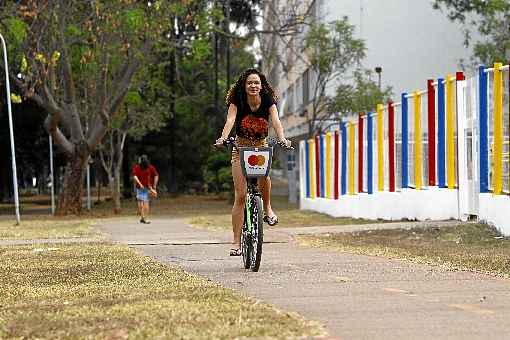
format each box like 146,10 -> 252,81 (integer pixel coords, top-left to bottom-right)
242,204 -> 251,269
250,195 -> 264,272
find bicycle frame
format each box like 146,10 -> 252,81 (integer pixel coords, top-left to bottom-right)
244,178 -> 260,233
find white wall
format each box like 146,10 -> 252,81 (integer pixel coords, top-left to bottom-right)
301,189 -> 510,236
300,188 -> 459,222
478,194 -> 510,236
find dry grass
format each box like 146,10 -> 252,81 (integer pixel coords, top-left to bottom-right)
0,242 -> 324,339
0,219 -> 101,240
87,194 -> 234,218
187,195 -> 375,231
1,194 -> 375,233
298,223 -> 510,278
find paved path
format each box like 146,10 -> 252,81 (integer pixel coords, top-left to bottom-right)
98,218 -> 510,339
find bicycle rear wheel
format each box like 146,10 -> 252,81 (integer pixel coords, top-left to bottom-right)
250,195 -> 264,272
241,205 -> 251,269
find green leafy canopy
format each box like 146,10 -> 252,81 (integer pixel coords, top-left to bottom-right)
433,0 -> 510,64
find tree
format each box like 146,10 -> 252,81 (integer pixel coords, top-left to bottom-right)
0,1 -> 177,214
330,69 -> 393,119
433,0 -> 510,64
152,38 -> 257,193
303,18 -> 365,136
98,76 -> 168,213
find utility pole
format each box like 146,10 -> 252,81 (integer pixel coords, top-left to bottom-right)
214,0 -> 219,121
359,0 -> 363,40
0,33 -> 20,225
85,122 -> 91,210
357,0 -> 363,70
86,157 -> 91,210
49,135 -> 55,214
375,66 -> 382,90
225,0 -> 231,90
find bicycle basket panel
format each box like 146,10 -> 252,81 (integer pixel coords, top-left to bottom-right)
239,147 -> 273,177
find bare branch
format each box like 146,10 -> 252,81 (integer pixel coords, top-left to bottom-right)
108,58 -> 142,117
98,148 -> 112,179
87,115 -> 107,152
97,39 -> 109,123
44,117 -> 74,156
58,0 -> 83,142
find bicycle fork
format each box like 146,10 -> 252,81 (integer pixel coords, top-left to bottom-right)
245,195 -> 253,233
245,179 -> 263,234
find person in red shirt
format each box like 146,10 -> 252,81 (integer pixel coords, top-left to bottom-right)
132,154 -> 159,224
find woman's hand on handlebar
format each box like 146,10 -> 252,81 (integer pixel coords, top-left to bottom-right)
214,137 -> 226,147
278,138 -> 293,150
214,136 -> 235,148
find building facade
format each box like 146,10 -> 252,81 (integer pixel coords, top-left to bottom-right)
262,0 -> 474,140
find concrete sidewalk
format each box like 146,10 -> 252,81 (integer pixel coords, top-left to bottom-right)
98,218 -> 510,339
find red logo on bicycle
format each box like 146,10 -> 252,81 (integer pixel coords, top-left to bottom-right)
248,155 -> 266,166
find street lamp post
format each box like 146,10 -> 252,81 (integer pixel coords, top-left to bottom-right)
0,33 -> 21,224
49,135 -> 55,214
375,66 -> 382,90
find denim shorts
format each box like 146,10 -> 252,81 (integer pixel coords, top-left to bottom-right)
136,188 -> 149,202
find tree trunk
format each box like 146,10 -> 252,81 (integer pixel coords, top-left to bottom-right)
168,41 -> 177,193
108,174 -> 115,207
113,165 -> 121,214
0,157 -> 12,202
56,152 -> 88,215
122,137 -> 132,199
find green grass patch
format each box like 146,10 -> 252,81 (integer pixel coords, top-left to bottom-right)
0,243 -> 323,339
0,219 -> 100,240
298,223 -> 510,278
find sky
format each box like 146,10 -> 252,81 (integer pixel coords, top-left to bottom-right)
324,0 -> 477,99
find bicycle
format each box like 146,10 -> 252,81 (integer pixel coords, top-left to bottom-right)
216,137 -> 292,272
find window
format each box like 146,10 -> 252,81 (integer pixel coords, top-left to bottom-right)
302,68 -> 310,104
286,37 -> 295,69
287,84 -> 295,115
296,78 -> 303,111
278,90 -> 287,118
269,64 -> 279,88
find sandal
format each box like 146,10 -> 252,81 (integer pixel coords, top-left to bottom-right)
230,248 -> 242,256
263,215 -> 278,226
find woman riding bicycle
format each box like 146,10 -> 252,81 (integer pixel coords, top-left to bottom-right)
215,68 -> 291,256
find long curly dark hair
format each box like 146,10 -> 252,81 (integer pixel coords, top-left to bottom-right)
225,68 -> 278,110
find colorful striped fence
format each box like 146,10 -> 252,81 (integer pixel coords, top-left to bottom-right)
427,79 -> 436,186
358,115 -> 364,193
446,74 -> 455,189
388,103 -> 395,192
414,91 -> 422,190
377,104 -> 384,192
493,63 -> 503,195
301,62 -> 509,203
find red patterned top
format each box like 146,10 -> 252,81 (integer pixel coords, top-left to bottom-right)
234,93 -> 276,140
